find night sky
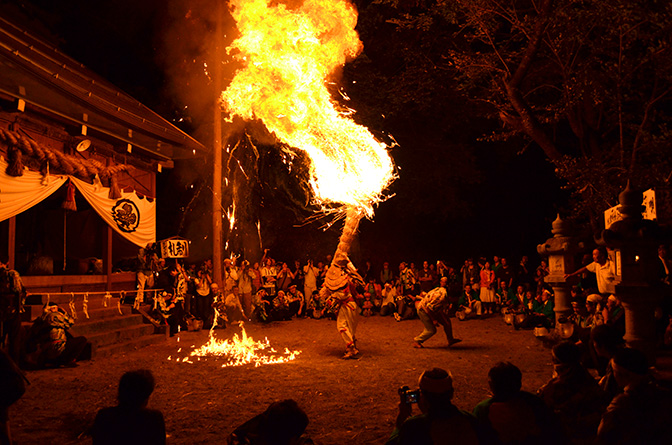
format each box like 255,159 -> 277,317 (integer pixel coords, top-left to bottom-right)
2,0 -> 568,268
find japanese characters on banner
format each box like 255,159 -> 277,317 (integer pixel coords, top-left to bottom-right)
604,188 -> 669,230
71,176 -> 156,247
0,157 -> 156,247
160,238 -> 189,258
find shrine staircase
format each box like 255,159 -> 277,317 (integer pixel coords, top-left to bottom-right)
22,291 -> 167,360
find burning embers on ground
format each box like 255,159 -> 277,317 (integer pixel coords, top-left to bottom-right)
167,325 -> 301,367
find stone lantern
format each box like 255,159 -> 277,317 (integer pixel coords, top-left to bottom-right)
599,183 -> 662,360
537,214 -> 583,326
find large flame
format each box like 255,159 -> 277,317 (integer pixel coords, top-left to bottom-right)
222,0 -> 394,217
169,325 -> 301,367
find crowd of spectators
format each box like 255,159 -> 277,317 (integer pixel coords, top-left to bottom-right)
4,244 -> 672,444
137,250 -> 562,331
131,244 -> 672,352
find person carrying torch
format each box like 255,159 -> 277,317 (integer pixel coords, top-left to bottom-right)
323,255 -> 364,359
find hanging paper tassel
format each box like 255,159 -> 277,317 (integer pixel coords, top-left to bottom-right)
92,173 -> 102,192
108,173 -> 121,199
45,293 -> 50,306
132,289 -> 141,310
103,291 -> 111,308
41,161 -> 50,186
152,290 -> 158,311
69,292 -> 77,320
117,290 -> 126,315
62,179 -> 77,211
83,292 -> 89,319
6,145 -> 24,177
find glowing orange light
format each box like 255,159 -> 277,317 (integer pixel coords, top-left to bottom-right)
222,0 -> 395,217
190,326 -> 300,367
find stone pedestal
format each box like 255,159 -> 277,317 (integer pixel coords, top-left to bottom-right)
599,183 -> 663,363
616,284 -> 661,363
538,215 -> 582,327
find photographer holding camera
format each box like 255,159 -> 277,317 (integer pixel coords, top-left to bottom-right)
387,368 -> 480,445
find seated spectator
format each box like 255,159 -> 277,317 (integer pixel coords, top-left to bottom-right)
591,324 -> 625,399
568,299 -> 589,330
286,285 -> 305,318
270,291 -> 291,321
251,289 -> 271,323
91,369 -> 165,445
0,350 -> 25,445
597,348 -> 672,444
514,289 -> 554,330
387,368 -> 480,445
473,362 -> 566,445
495,281 -> 515,312
602,295 -> 624,334
512,285 -> 529,312
537,342 -> 607,442
362,294 -> 375,317
307,290 -> 324,319
456,284 -> 482,320
25,302 -> 88,368
227,399 -> 312,445
584,294 -> 604,327
380,281 -> 398,317
363,277 -> 382,312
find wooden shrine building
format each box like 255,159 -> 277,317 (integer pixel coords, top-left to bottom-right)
0,15 -> 206,294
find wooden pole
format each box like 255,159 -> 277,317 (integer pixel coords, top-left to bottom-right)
104,225 -> 113,290
212,0 -> 224,286
8,216 -> 15,269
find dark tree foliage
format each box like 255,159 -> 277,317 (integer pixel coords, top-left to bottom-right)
362,0 -> 672,232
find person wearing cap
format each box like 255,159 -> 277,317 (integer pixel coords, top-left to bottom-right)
585,294 -> 605,329
598,347 -> 672,444
387,368 -> 480,445
323,257 -> 364,359
412,277 -> 462,348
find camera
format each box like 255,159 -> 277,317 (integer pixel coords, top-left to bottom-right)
398,386 -> 420,404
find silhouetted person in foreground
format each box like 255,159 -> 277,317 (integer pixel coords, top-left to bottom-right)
597,348 -> 672,445
0,350 -> 26,445
537,342 -> 607,442
91,369 -> 165,445
387,367 -> 480,445
473,361 -> 566,445
227,399 -> 312,445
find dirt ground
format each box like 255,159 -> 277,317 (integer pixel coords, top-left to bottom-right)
11,314 -> 556,444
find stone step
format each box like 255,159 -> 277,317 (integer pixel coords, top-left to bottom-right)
85,323 -> 159,349
91,330 -> 168,359
69,313 -> 147,337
